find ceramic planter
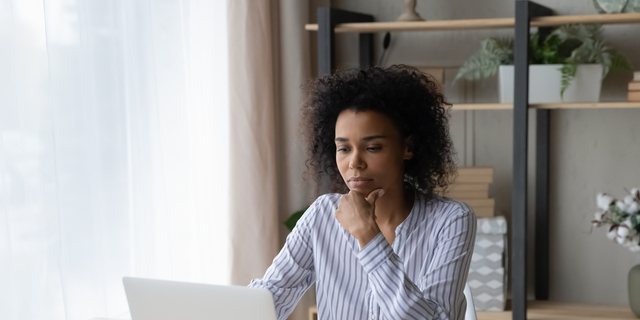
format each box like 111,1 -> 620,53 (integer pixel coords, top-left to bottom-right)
630,263 -> 640,318
498,64 -> 603,103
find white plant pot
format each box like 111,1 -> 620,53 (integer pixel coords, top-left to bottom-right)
498,64 -> 603,103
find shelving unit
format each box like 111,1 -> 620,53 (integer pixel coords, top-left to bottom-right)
307,4 -> 639,320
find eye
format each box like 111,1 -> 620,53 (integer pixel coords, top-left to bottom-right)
366,146 -> 381,151
336,146 -> 350,153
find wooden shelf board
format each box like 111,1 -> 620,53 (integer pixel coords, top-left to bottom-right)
530,102 -> 640,109
451,104 -> 513,110
451,102 -> 640,110
305,18 -> 515,33
305,12 -> 640,33
534,12 -> 640,27
310,301 -> 637,320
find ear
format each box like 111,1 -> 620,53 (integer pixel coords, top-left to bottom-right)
404,135 -> 414,160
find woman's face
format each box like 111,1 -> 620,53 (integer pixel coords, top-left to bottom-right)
334,109 -> 412,196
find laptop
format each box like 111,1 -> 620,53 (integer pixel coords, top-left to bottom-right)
122,277 -> 278,320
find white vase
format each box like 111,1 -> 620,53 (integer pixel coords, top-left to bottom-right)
498,64 -> 603,104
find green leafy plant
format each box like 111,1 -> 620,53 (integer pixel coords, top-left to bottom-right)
284,207 -> 308,231
454,23 -> 633,99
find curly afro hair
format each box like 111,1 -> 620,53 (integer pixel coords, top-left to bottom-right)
300,64 -> 457,198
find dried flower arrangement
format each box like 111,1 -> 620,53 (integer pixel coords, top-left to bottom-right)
592,188 -> 640,252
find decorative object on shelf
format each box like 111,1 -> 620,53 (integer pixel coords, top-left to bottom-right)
592,0 -> 640,13
630,264 -> 640,318
467,215 -> 508,311
499,64 -> 604,103
592,189 -> 640,251
591,189 -> 640,318
629,71 -> 640,102
454,23 -> 633,103
396,0 -> 424,22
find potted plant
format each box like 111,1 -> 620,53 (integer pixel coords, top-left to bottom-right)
592,189 -> 640,318
454,23 -> 633,103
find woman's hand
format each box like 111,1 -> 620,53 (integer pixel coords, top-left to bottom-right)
335,189 -> 385,248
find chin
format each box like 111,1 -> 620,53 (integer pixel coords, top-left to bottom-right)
348,186 -> 376,196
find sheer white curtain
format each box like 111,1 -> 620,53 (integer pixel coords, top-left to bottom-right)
0,1 -> 230,319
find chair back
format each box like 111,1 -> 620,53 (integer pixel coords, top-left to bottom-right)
464,283 -> 477,320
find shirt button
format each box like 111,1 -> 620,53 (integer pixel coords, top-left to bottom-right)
371,314 -> 376,320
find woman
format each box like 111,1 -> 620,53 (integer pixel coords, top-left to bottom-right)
249,65 -> 477,320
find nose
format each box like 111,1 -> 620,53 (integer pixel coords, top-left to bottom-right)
348,150 -> 366,170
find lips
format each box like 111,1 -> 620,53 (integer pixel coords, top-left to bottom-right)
348,177 -> 372,188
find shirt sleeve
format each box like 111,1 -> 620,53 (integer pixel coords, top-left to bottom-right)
356,205 -> 477,320
247,200 -> 318,320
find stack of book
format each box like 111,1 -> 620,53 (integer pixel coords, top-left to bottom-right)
629,71 -> 640,102
438,167 -> 495,218
438,167 -> 508,311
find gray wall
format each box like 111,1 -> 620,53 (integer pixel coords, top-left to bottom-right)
327,0 -> 640,306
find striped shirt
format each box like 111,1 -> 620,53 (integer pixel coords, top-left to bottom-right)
249,192 -> 477,320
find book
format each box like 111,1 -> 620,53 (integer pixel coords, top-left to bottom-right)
437,183 -> 490,198
459,198 -> 495,207
457,167 -> 493,176
629,91 -> 640,102
440,183 -> 489,193
473,206 -> 495,218
437,167 -> 496,217
416,66 -> 444,93
450,199 -> 495,217
629,81 -> 640,91
454,167 -> 494,184
443,191 -> 489,199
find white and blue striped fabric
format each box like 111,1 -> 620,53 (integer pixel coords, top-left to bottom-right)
249,192 -> 477,320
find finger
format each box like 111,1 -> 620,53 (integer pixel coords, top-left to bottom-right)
366,188 -> 385,205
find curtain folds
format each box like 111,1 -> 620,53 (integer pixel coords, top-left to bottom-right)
1,0 -> 313,318
227,0 -> 281,286
227,1 -> 317,319
0,1 -> 229,319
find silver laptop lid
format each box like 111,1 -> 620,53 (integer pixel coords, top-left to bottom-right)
123,277 -> 277,320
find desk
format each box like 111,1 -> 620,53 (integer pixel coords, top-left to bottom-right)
309,301 -> 637,320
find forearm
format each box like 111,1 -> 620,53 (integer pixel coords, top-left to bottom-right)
248,242 -> 316,320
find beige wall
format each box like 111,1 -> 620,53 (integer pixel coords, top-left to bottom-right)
324,0 -> 640,306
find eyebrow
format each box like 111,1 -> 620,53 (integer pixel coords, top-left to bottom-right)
334,135 -> 386,142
